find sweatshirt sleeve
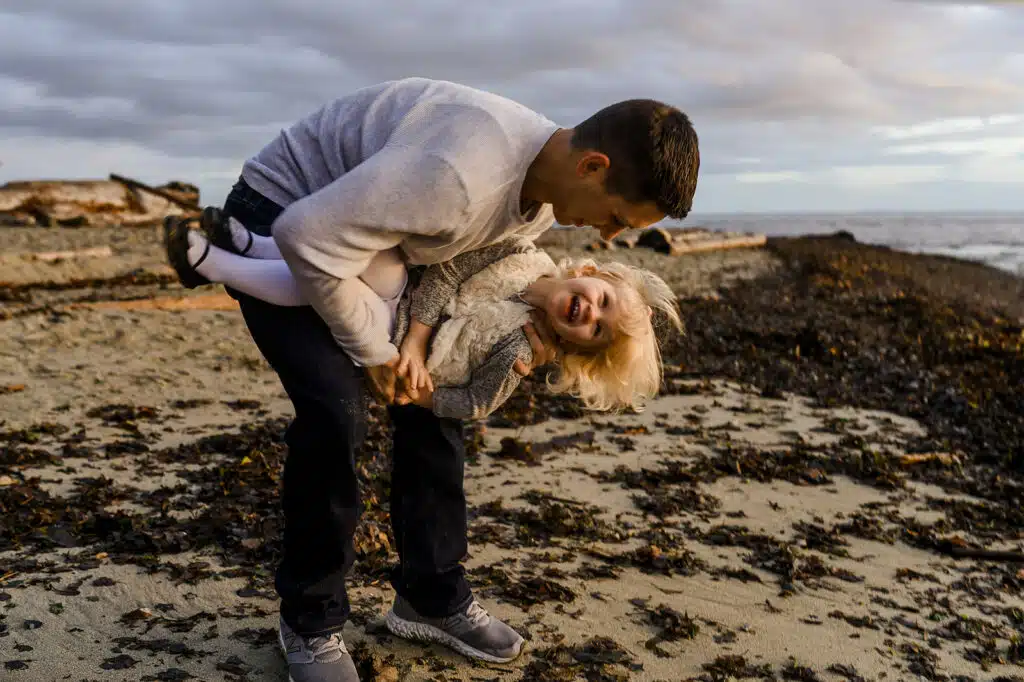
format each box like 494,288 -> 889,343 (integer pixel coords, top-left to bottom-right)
431,332 -> 532,421
410,237 -> 538,327
272,145 -> 469,367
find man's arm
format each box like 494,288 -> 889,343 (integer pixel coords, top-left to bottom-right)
272,145 -> 469,367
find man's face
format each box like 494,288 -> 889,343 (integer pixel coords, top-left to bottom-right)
551,152 -> 666,240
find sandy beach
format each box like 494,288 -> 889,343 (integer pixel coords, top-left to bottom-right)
2,225 -> 1022,682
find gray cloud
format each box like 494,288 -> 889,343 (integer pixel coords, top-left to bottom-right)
1,0 -> 1022,210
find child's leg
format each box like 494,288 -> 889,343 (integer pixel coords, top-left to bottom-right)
227,217 -> 282,259
187,231 -> 306,306
359,248 -> 408,331
359,248 -> 408,300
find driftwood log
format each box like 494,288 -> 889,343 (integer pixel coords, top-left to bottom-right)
109,174 -> 201,213
0,175 -> 199,227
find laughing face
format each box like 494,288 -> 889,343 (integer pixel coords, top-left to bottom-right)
541,275 -> 626,350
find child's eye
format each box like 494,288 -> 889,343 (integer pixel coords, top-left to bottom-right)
600,294 -> 608,308
593,322 -> 602,338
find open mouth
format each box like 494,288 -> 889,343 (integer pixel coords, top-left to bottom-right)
567,295 -> 580,323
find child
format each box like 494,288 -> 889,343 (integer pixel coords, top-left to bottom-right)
164,209 -> 682,420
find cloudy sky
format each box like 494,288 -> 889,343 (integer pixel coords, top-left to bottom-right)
1,0 -> 1022,214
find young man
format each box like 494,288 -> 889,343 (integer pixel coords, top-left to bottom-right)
207,77 -> 698,681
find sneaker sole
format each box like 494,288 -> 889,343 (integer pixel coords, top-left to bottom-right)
384,609 -> 523,664
277,630 -> 295,682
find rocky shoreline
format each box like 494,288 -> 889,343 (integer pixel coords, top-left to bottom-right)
1,226 -> 1022,681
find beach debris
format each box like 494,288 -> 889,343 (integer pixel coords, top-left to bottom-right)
472,490 -> 620,547
22,246 -> 114,263
469,564 -> 576,609
587,542 -> 706,578
491,430 -> 596,466
701,654 -> 774,680
825,663 -> 866,681
585,226 -> 766,256
629,598 -> 700,657
523,636 -> 642,681
108,174 -> 200,212
140,668 -> 194,681
75,293 -> 239,312
348,642 -> 405,682
898,452 -> 960,467
935,542 -> 1024,563
781,657 -> 823,681
636,227 -> 767,255
3,232 -> 1024,680
636,227 -> 676,253
0,175 -> 198,228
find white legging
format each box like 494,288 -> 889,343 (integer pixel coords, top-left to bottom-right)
193,231 -> 408,323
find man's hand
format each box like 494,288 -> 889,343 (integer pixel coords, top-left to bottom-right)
514,310 -> 559,377
365,355 -> 400,404
394,382 -> 434,410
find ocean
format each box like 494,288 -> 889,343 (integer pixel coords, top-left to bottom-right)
674,212 -> 1024,277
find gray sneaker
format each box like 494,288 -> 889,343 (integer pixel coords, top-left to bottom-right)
384,596 -> 524,663
278,616 -> 360,682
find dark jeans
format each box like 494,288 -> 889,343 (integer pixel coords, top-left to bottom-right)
223,178 -> 472,635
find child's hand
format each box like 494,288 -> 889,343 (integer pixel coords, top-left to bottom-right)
397,319 -> 434,393
397,341 -> 433,393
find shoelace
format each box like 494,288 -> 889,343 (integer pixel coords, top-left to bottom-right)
463,600 -> 491,628
288,632 -> 347,662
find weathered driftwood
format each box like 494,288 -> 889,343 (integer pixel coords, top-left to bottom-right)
617,227 -> 768,256
667,233 -> 767,256
73,292 -> 238,312
109,174 -> 200,212
0,246 -> 116,263
31,246 -> 114,262
0,175 -> 199,228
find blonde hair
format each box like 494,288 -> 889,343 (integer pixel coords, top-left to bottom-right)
545,257 -> 683,412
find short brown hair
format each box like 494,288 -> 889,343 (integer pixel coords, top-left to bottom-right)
571,100 -> 700,220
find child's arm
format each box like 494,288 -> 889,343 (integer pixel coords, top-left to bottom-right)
410,237 -> 537,327
430,332 -> 532,421
397,318 -> 434,392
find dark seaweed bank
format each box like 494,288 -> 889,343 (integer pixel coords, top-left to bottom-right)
664,234 -> 1024,501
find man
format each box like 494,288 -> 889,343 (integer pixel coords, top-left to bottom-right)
218,77 -> 699,681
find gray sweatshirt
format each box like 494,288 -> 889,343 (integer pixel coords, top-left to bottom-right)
241,78 -> 560,367
393,237 -> 540,421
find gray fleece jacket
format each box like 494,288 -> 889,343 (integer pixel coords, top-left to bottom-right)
242,78 -> 560,368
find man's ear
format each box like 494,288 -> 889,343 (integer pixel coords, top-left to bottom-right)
576,151 -> 610,177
